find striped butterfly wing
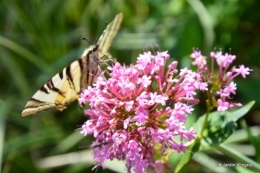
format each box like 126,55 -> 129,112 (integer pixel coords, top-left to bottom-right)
21,13 -> 123,117
97,13 -> 123,58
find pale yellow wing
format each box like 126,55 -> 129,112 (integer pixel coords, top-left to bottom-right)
21,13 -> 123,117
97,12 -> 123,58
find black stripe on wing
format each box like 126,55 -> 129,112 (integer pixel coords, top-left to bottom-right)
46,79 -> 65,97
65,65 -> 76,90
24,98 -> 52,109
40,86 -> 49,94
59,71 -> 63,79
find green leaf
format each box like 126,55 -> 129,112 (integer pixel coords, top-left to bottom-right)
225,101 -> 255,122
236,166 -> 257,173
195,101 -> 255,147
3,126 -> 64,159
241,120 -> 260,163
224,125 -> 260,144
174,149 -> 193,173
174,138 -> 201,173
50,131 -> 85,154
0,35 -> 52,74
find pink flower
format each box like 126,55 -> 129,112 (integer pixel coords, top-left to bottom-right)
171,142 -> 187,153
217,99 -> 230,111
133,106 -> 149,124
190,49 -> 252,112
79,48 -> 252,172
137,75 -> 151,87
190,50 -> 207,68
234,65 -> 253,78
79,51 -> 203,173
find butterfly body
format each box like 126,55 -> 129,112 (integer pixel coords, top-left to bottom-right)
21,13 -> 123,117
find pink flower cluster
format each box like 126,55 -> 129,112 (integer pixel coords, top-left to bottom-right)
79,51 -> 208,173
191,50 -> 252,111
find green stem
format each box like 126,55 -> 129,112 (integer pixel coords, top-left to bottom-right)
200,107 -> 209,137
200,91 -> 214,137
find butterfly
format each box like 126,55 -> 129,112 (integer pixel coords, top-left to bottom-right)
21,13 -> 123,117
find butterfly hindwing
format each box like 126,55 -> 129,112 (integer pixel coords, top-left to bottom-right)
21,13 -> 123,117
21,59 -> 81,117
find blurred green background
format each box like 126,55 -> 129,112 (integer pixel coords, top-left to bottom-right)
1,0 -> 259,173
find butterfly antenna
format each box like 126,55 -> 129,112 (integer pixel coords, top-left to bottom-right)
150,44 -> 156,55
155,43 -> 161,52
81,37 -> 91,44
145,44 -> 149,52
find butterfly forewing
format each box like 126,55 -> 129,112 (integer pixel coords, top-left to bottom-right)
21,13 -> 123,117
97,12 -> 123,58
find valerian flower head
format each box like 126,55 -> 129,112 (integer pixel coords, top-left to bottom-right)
79,51 -> 207,173
191,49 -> 252,111
79,48 -> 252,172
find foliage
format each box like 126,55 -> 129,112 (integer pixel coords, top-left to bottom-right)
1,0 -> 259,173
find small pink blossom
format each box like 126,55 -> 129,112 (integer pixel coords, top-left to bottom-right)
137,75 -> 151,87
171,142 -> 187,153
148,92 -> 168,106
190,50 -> 201,59
133,106 -> 149,124
190,50 -> 207,68
234,65 -> 253,78
217,99 -> 230,111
